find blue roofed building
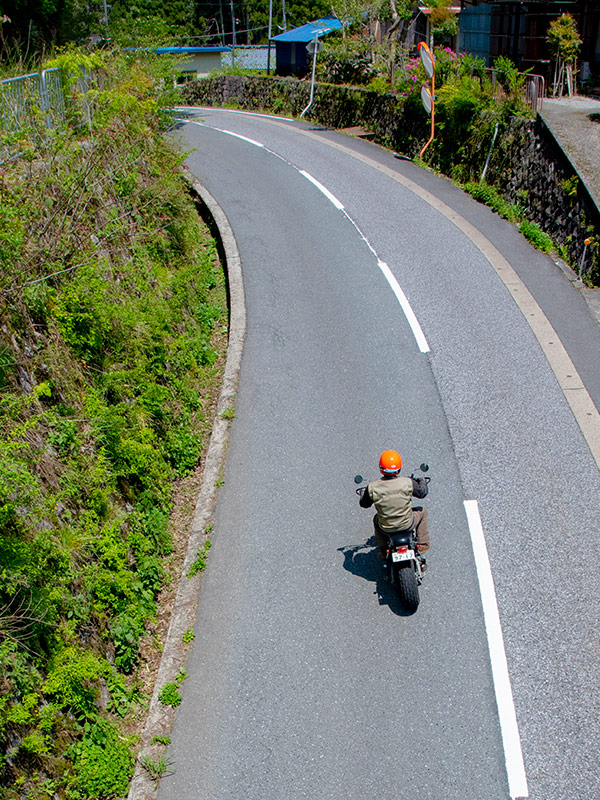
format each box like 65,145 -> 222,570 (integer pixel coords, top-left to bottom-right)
271,17 -> 343,76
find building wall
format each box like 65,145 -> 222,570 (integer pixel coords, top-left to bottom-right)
457,4 -> 492,64
275,42 -> 308,77
458,1 -> 600,81
173,53 -> 223,78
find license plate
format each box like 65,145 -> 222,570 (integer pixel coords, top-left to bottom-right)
392,550 -> 414,563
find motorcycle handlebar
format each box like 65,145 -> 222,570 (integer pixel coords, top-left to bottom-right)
355,467 -> 431,492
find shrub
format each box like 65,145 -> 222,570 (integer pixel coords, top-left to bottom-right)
66,718 -> 134,799
318,39 -> 377,86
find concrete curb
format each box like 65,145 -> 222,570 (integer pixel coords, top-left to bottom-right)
127,180 -> 246,800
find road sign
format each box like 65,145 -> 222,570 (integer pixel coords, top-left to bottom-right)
306,39 -> 323,55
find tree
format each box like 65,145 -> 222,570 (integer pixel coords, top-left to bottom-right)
0,0 -> 94,61
110,0 -> 195,46
547,13 -> 582,97
330,0 -> 386,39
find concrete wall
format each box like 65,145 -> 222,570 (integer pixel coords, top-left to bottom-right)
174,53 -> 223,78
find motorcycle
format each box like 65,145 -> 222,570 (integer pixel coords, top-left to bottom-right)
354,464 -> 431,612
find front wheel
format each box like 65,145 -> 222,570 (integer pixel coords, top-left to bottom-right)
395,563 -> 420,611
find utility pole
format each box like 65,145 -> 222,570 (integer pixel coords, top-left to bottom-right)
267,0 -> 273,74
102,0 -> 110,40
282,0 -> 287,31
218,0 -> 225,45
230,0 -> 237,45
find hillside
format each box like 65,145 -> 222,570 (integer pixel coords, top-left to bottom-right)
0,54 -> 227,799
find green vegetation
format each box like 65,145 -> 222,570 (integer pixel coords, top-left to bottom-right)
141,750 -> 171,784
0,50 -> 226,797
0,0 -> 333,61
519,220 -> 555,254
220,405 -> 236,420
464,182 -> 564,257
463,182 -> 522,224
158,670 -> 187,707
182,628 -> 195,643
547,13 -> 582,97
187,540 -> 211,577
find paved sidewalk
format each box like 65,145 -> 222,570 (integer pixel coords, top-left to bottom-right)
539,95 -> 600,323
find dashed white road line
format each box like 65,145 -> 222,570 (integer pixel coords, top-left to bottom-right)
178,119 -> 430,354
376,259 -> 430,353
464,499 -> 529,800
206,127 -> 265,148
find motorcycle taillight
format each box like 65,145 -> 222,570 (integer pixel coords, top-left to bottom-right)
396,545 -> 408,553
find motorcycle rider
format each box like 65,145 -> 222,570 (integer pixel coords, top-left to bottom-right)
358,450 -> 430,563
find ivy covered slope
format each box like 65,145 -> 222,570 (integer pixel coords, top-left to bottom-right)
0,54 -> 227,798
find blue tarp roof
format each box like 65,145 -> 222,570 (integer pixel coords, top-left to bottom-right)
154,46 -> 231,54
271,18 -> 342,43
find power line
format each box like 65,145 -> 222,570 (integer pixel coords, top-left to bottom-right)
183,24 -> 269,40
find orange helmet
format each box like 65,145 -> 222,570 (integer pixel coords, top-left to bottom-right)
379,450 -> 402,475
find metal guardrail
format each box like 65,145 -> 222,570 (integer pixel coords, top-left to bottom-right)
487,68 -> 545,113
0,68 -> 65,132
524,74 -> 545,113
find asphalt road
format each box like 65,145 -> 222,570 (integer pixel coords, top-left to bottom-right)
159,110 -> 600,800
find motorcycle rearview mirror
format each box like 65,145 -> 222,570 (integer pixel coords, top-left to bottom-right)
354,474 -> 364,484
420,463 -> 429,472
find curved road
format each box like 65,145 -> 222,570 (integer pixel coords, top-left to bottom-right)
159,109 -> 600,800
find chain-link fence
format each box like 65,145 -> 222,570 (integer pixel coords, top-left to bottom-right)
0,67 -> 95,164
222,46 -> 273,71
0,68 -> 68,163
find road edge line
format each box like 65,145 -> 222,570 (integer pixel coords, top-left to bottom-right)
464,499 -> 529,800
127,180 -> 246,800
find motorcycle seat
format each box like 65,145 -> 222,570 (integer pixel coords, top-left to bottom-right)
387,529 -> 414,547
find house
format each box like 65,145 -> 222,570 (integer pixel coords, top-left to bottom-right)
271,17 -> 343,77
457,1 -> 600,86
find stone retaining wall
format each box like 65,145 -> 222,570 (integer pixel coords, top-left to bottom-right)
183,76 -> 599,281
488,114 -> 600,278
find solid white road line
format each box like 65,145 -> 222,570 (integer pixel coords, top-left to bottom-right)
298,169 -> 430,353
377,259 -> 430,353
208,127 -> 265,148
464,499 -> 529,800
298,169 -> 345,210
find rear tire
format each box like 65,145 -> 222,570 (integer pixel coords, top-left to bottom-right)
395,564 -> 420,611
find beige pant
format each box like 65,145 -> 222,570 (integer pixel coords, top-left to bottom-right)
374,508 -> 430,556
